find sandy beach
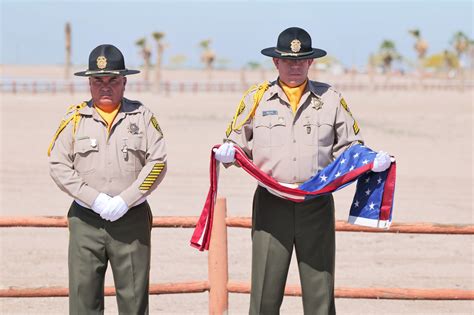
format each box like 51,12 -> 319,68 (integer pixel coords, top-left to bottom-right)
0,67 -> 473,314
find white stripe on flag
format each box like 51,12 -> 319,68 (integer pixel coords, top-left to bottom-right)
348,215 -> 391,229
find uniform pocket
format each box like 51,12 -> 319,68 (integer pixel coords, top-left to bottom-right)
123,135 -> 146,171
73,138 -> 98,174
254,116 -> 286,147
318,118 -> 335,147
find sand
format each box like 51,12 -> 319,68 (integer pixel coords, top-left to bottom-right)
0,67 -> 473,314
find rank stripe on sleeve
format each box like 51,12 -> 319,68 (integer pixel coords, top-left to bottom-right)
139,163 -> 165,191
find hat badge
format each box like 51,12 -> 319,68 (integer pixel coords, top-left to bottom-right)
290,39 -> 301,53
96,56 -> 107,69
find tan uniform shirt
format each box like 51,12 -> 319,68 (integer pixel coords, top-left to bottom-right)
49,98 -> 167,208
227,80 -> 363,184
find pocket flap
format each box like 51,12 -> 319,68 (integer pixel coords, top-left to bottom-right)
256,116 -> 286,129
74,139 -> 98,154
126,136 -> 146,152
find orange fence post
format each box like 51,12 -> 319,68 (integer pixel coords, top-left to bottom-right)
208,197 -> 229,314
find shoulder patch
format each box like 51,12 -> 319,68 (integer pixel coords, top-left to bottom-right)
353,121 -> 360,135
340,98 -> 351,113
340,98 -> 360,135
150,115 -> 163,135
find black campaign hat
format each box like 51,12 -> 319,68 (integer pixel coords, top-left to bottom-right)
74,44 -> 140,77
261,27 -> 327,60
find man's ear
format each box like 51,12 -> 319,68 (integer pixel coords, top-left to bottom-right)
272,58 -> 279,69
123,76 -> 127,86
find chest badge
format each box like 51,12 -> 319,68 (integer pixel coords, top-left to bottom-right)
311,98 -> 323,110
128,123 -> 140,135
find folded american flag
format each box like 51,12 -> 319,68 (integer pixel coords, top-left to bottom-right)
191,144 -> 396,251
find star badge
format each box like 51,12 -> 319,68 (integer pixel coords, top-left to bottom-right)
311,98 -> 323,110
96,56 -> 107,69
128,123 -> 140,135
290,39 -> 301,53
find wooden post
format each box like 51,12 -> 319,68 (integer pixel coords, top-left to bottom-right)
208,197 -> 229,314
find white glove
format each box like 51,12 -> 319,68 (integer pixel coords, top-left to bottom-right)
91,193 -> 111,215
372,151 -> 392,172
212,142 -> 236,163
100,196 -> 129,222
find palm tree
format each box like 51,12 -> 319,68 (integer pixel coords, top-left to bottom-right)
135,37 -> 151,82
451,31 -> 470,58
450,32 -> 472,81
408,29 -> 429,82
379,40 -> 400,73
152,32 -> 165,91
199,39 -> 215,79
65,22 -> 71,79
408,29 -> 429,59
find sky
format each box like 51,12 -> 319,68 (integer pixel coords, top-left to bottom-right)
1,0 -> 472,69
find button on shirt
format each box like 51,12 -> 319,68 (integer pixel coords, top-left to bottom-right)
49,98 -> 167,208
226,80 -> 363,184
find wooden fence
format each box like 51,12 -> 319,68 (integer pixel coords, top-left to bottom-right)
0,197 -> 473,314
1,80 -> 472,95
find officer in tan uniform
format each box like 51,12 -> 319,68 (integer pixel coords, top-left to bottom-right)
214,27 -> 391,314
48,44 -> 167,314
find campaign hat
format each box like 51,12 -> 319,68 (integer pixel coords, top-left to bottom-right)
74,44 -> 140,77
261,27 -> 327,59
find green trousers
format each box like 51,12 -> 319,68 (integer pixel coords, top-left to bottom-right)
250,186 -> 336,315
68,201 -> 152,315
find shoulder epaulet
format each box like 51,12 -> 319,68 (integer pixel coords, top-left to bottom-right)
47,102 -> 87,156
231,81 -> 270,131
328,86 -> 340,95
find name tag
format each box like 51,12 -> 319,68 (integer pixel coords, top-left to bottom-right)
262,110 -> 278,116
